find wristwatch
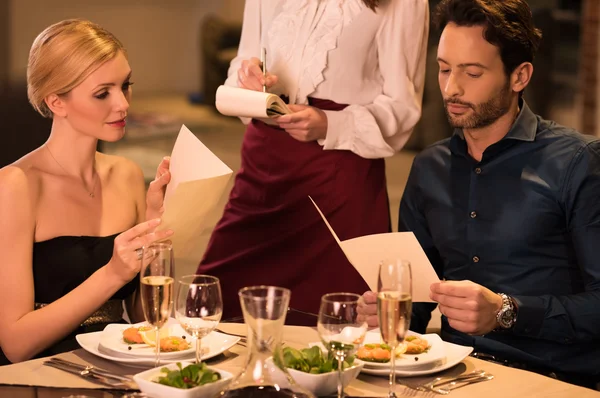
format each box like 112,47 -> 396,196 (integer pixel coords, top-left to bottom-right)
495,293 -> 517,329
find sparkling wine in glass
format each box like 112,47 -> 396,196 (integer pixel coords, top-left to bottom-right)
140,241 -> 175,367
175,275 -> 223,364
317,292 -> 367,398
377,259 -> 412,398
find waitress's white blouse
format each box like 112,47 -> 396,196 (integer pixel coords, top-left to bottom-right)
225,0 -> 429,159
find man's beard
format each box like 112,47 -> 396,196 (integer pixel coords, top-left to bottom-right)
444,82 -> 512,129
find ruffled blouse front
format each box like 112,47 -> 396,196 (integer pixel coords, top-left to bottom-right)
226,0 -> 430,159
267,0 -> 366,104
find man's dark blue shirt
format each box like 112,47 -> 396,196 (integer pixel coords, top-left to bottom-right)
403,101 -> 600,378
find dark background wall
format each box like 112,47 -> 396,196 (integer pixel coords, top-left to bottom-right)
0,0 -> 9,83
0,0 -> 50,168
0,0 -> 51,168
0,0 -> 8,84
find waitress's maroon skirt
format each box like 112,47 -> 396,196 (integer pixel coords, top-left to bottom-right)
197,98 -> 390,325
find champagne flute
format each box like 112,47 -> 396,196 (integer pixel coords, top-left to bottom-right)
317,293 -> 367,398
175,275 -> 223,364
377,259 -> 412,398
140,241 -> 175,368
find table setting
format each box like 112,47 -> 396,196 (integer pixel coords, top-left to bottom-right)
0,247 -> 598,397
0,323 -> 597,397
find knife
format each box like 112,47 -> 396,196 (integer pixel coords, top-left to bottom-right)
48,357 -> 134,383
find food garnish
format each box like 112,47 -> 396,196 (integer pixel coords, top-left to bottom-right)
155,362 -> 221,389
276,346 -> 355,374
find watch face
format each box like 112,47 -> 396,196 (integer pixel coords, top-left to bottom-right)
500,309 -> 516,327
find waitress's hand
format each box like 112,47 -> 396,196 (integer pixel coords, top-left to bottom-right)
276,104 -> 328,142
237,57 -> 278,92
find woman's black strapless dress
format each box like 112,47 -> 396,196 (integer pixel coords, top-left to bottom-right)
0,233 -> 138,365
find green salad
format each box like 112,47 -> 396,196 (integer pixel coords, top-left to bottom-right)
276,346 -> 355,374
155,362 -> 221,389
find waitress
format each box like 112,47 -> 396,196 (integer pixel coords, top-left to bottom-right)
198,0 -> 429,324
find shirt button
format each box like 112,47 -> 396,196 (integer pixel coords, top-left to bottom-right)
475,167 -> 482,174
473,256 -> 480,263
470,211 -> 477,219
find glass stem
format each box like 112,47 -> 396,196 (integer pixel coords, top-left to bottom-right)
195,336 -> 202,364
389,345 -> 396,398
337,351 -> 345,398
154,327 -> 161,367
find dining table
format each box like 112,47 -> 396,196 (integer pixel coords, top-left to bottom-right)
0,323 -> 598,398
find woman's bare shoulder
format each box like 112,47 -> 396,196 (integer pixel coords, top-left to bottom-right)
0,165 -> 29,192
0,152 -> 44,203
97,152 -> 144,184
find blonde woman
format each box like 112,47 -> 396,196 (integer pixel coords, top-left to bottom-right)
0,19 -> 173,364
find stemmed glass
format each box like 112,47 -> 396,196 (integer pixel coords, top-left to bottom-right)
377,259 -> 413,398
175,275 -> 223,364
140,241 -> 175,367
317,293 -> 367,398
220,286 -> 315,397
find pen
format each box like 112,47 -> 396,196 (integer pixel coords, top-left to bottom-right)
261,47 -> 267,93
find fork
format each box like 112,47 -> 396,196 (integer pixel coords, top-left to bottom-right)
215,329 -> 278,350
426,374 -> 494,395
215,328 -> 275,346
215,328 -> 247,340
420,369 -> 486,390
42,360 -> 137,389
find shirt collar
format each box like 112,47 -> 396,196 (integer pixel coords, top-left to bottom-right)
450,100 -> 538,157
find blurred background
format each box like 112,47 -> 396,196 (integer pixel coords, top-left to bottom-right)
0,0 -> 595,279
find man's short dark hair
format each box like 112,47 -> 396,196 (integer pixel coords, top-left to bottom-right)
433,0 -> 543,76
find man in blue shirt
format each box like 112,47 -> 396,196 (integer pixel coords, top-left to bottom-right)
359,0 -> 600,389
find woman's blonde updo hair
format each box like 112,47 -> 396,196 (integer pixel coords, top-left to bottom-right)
27,19 -> 126,118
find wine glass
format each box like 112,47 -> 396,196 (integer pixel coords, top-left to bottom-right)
317,293 -> 367,398
140,241 -> 175,367
377,259 -> 413,398
175,275 -> 223,364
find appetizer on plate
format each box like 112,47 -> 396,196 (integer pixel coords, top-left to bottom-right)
160,337 -> 190,352
123,326 -> 154,344
405,336 -> 430,354
122,326 -> 191,352
357,336 -> 430,363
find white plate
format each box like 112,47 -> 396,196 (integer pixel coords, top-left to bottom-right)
99,322 -> 196,359
360,331 -> 445,369
360,341 -> 474,377
76,326 -> 239,368
134,361 -> 233,398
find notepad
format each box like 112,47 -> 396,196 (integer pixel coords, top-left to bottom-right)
215,85 -> 291,119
